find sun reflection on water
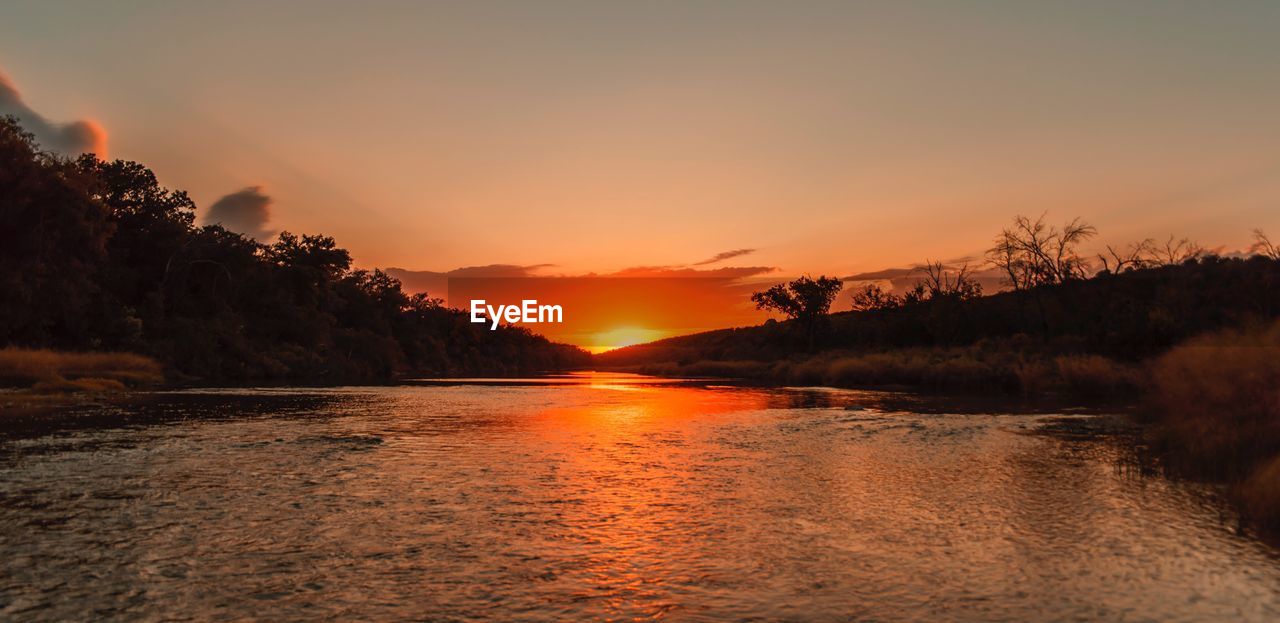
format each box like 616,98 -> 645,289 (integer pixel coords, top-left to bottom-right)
0,379 -> 1277,620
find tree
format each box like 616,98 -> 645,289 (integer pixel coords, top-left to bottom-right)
266,232 -> 352,278
752,275 -> 844,320
1099,239 -> 1157,274
1154,236 -> 1206,266
850,283 -> 901,312
851,262 -> 981,312
752,275 -> 843,348
0,116 -> 114,346
987,214 -> 1096,289
1253,229 -> 1280,260
916,260 -> 982,301
0,115 -> 591,380
76,156 -> 198,305
1100,235 -> 1204,274
986,214 -> 1095,338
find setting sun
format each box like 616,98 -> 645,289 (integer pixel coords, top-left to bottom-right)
588,327 -> 670,354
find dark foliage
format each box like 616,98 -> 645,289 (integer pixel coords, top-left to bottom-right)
750,275 -> 843,350
600,253 -> 1280,368
0,117 -> 589,382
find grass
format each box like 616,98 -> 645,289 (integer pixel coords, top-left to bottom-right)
0,347 -> 163,393
630,343 -> 1144,398
1240,456 -> 1280,532
1144,321 -> 1280,534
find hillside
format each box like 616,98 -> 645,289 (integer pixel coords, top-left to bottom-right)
595,255 -> 1280,387
0,116 -> 590,383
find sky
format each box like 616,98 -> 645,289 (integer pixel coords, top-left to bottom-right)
3,1 -> 1280,342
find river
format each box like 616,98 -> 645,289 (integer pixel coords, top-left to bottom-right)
1,372 -> 1277,621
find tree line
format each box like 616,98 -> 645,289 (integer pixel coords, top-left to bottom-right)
0,116 -> 588,381
755,214 -> 1277,321
677,214 -> 1280,363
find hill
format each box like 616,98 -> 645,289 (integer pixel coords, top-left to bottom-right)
595,255 -> 1280,393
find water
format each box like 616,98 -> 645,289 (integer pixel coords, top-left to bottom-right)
1,372 -> 1277,621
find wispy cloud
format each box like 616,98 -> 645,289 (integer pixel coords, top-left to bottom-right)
692,248 -> 755,266
607,265 -> 776,280
384,264 -> 556,296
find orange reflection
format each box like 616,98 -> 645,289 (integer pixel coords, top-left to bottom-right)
520,375 -> 778,617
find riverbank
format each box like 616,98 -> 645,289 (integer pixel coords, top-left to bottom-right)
610,321 -> 1280,537
6,339 -> 1276,538
0,347 -> 164,413
619,344 -> 1143,400
0,347 -> 163,392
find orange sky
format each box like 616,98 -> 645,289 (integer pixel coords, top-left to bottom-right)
446,275 -> 771,353
3,2 -> 1280,348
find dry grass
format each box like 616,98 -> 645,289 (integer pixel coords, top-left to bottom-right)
0,348 -> 163,392
1055,355 -> 1144,399
1145,321 -> 1280,533
628,346 -> 1142,397
803,350 -> 1007,390
1238,456 -> 1280,531
1146,322 -> 1280,479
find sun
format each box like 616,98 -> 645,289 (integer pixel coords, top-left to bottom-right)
586,327 -> 668,354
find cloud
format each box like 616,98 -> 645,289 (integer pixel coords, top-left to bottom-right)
843,262 -> 1009,294
0,70 -> 107,156
444,264 -> 557,278
692,248 -> 755,266
384,262 -> 778,305
606,265 -> 777,280
384,264 -> 555,295
204,186 -> 276,241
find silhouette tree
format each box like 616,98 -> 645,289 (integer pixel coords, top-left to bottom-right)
987,214 -> 1096,289
0,116 -> 590,380
752,275 -> 843,349
1253,229 -> 1280,260
850,283 -> 901,312
1154,236 -> 1206,266
1100,235 -> 1205,274
0,116 -> 111,346
985,214 -> 1095,337
849,262 -> 981,313
1099,239 -> 1157,274
916,260 -> 982,301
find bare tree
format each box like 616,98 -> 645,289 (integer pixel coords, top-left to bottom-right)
1099,239 -> 1157,274
988,233 -> 1027,289
917,260 -> 983,300
1100,235 -> 1204,273
850,283 -> 901,312
1252,229 -> 1280,260
1155,235 -> 1205,265
986,214 -> 1097,289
